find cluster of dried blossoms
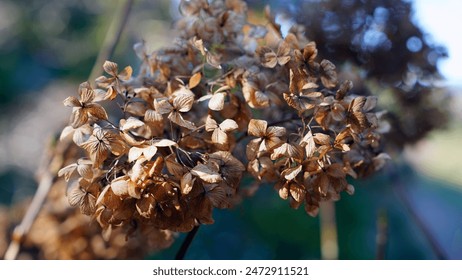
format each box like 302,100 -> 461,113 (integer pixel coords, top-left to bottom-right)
59,0 -> 388,239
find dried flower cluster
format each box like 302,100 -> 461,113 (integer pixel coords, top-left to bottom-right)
59,0 -> 388,240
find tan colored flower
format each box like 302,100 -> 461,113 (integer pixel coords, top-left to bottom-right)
81,126 -> 127,167
256,40 -> 291,68
67,178 -> 100,215
58,158 -> 94,182
154,88 -> 196,129
246,119 -> 286,159
95,60 -> 132,92
205,115 -> 238,148
63,82 -> 108,128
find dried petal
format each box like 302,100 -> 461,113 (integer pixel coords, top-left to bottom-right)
248,119 -> 267,137
209,92 -> 225,111
191,163 -> 223,183
189,72 -> 202,89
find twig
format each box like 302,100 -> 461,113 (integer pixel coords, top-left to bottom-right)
89,0 -> 134,83
175,225 -> 200,260
393,180 -> 447,260
3,0 -> 134,260
4,171 -> 53,260
319,201 -> 339,260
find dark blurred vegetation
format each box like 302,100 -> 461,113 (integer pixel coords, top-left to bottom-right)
1,0 -> 461,260
277,0 -> 449,150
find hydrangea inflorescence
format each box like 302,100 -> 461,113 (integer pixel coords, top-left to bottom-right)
59,0 -> 389,241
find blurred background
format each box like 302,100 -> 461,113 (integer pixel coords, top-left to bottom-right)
0,0 -> 461,259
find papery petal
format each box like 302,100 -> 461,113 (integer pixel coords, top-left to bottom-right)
247,119 -> 267,137
219,119 -> 238,132
191,163 -> 222,183
209,92 -> 225,111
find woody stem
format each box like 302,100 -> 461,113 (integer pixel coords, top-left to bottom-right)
175,225 -> 200,260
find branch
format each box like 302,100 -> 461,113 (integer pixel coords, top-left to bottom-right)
3,0 -> 134,260
393,176 -> 447,260
175,225 -> 200,260
89,0 -> 134,83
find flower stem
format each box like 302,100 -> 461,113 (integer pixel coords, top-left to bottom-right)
175,225 -> 200,260
393,179 -> 447,259
89,0 -> 134,83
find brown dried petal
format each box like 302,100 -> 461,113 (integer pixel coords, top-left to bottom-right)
192,37 -> 207,56
173,92 -> 195,112
313,133 -> 331,145
214,129 -> 230,146
145,109 -> 163,123
181,172 -> 195,195
58,163 -> 77,182
336,80 -> 353,100
363,96 -> 378,112
248,119 -> 267,137
63,96 -> 80,107
77,160 -> 94,180
168,111 -> 196,130
136,193 -> 155,219
276,41 -> 291,65
68,185 -> 96,215
256,46 -> 277,68
191,163 -> 223,183
305,204 -> 319,217
85,103 -> 108,121
300,131 -> 316,158
206,52 -> 222,69
209,92 -> 225,111
118,66 -> 133,80
110,176 -> 129,196
189,72 -> 202,89
219,119 -> 238,133
103,61 -> 118,76
69,108 -> 88,128
154,99 -> 173,114
205,185 -> 229,208
278,183 -> 289,200
121,117 -> 145,132
205,115 -> 218,132
165,154 -> 186,178
283,165 -> 302,181
320,59 -> 337,89
327,163 -> 345,178
153,139 -> 177,147
266,126 -> 286,138
290,183 -> 305,202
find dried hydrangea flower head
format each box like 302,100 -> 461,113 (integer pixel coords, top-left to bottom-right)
59,0 -> 388,242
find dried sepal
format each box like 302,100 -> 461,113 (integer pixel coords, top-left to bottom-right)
189,72 -> 202,89
64,82 -> 108,128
